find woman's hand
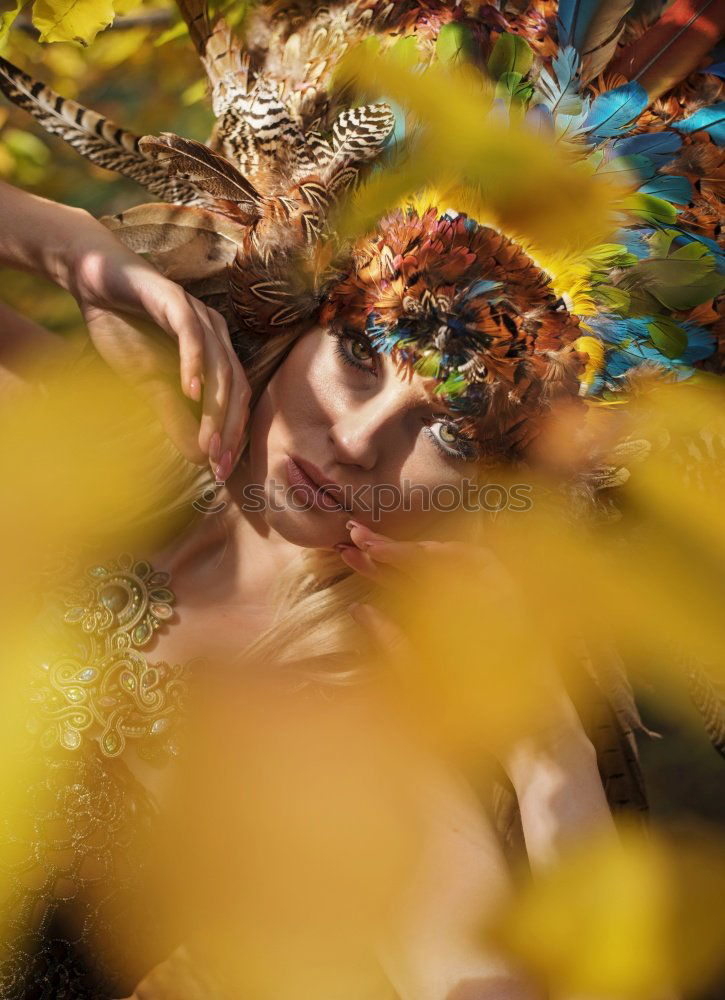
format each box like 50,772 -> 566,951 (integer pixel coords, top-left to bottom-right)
0,180 -> 249,476
63,216 -> 249,476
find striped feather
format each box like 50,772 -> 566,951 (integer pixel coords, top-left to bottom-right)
138,133 -> 261,213
0,57 -> 200,204
0,56 -> 200,205
326,103 -> 396,174
685,659 -> 725,757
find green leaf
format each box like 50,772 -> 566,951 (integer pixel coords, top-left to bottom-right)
32,0 -> 116,45
0,0 -> 26,45
647,317 -> 688,359
436,22 -> 476,65
154,19 -> 188,47
487,32 -> 533,81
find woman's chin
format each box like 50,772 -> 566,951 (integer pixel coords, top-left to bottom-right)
265,506 -> 348,551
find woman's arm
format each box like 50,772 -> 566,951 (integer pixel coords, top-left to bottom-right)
0,179 -> 249,475
501,709 -> 615,872
375,749 -> 543,1000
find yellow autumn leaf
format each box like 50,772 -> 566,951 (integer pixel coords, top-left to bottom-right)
0,0 -> 25,45
32,0 -> 116,46
488,823 -> 725,999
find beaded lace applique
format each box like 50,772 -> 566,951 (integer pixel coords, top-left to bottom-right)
29,552 -> 189,761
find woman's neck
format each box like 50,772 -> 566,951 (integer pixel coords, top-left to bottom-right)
156,460 -> 304,612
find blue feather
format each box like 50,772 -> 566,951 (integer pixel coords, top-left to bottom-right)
672,102 -> 725,146
607,131 -> 682,168
537,46 -> 582,115
583,83 -> 648,142
615,227 -> 652,259
639,175 -> 692,204
700,62 -> 725,79
594,313 -> 715,380
460,279 -> 503,301
557,0 -> 601,49
600,153 -> 656,180
680,322 -> 717,364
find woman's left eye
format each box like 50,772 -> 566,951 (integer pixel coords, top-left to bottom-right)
424,419 -> 479,461
334,334 -> 378,374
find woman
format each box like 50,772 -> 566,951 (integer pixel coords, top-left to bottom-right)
0,176 -> 619,1000
2,0 -> 721,995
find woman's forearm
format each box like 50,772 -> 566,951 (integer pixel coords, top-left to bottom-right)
0,178 -> 87,290
504,723 -> 615,871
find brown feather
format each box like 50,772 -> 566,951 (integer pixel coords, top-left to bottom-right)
100,203 -> 245,283
138,133 -> 261,214
685,659 -> 725,757
579,0 -> 637,83
609,0 -> 725,100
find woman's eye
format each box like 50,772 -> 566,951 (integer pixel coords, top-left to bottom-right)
425,419 -> 479,461
334,334 -> 377,374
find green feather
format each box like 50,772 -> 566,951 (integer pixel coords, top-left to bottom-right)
487,33 -> 534,81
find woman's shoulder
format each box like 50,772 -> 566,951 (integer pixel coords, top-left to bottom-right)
27,545 -> 190,763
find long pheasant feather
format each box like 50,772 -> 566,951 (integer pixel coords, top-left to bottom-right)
609,0 -> 725,100
138,132 -> 261,212
0,56 -> 201,205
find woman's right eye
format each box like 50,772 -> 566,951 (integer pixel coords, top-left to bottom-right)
334,334 -> 378,375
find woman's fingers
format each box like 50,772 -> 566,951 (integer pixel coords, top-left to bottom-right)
186,298 -> 233,471
142,280 -> 207,401
206,306 -> 251,472
336,543 -> 400,586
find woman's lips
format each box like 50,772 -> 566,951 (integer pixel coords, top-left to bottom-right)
286,456 -> 344,512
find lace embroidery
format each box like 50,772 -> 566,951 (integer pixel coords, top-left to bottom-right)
1,550 -> 190,998
28,552 -> 189,762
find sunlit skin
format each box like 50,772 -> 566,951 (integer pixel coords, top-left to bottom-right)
240,324 -> 478,546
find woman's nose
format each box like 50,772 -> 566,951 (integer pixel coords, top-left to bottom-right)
328,379 -> 425,471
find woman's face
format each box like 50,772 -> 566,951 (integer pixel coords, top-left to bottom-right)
244,326 -> 482,549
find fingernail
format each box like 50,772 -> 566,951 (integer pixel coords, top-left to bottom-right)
214,450 -> 232,482
189,376 -> 201,402
346,519 -> 362,531
209,431 -> 221,461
